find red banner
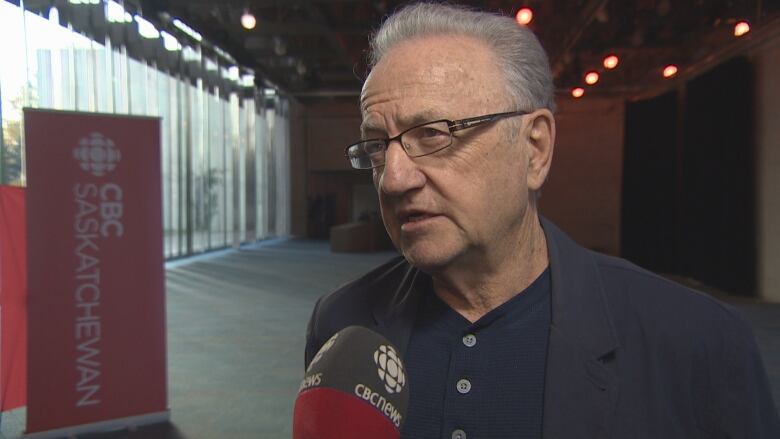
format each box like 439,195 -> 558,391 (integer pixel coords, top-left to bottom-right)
24,109 -> 167,435
0,185 -> 27,411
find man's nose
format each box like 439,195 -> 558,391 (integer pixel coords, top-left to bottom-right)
378,140 -> 425,196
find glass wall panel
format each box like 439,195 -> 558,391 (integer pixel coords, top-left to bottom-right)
273,101 -> 291,236
127,57 -> 147,115
158,72 -> 173,258
34,49 -> 54,109
0,1 -> 292,259
111,47 -> 129,114
95,38 -> 112,113
0,1 -> 26,187
168,76 -> 182,257
190,81 -> 208,253
144,64 -> 159,117
194,79 -> 214,250
237,97 -> 247,243
243,98 -> 256,243
223,96 -> 235,247
255,110 -> 268,239
208,90 -> 226,248
176,82 -> 188,255
265,107 -> 277,236
73,44 -> 93,111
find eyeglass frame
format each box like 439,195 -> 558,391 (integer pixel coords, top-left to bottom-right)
343,110 -> 530,170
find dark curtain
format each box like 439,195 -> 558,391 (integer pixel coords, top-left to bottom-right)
621,91 -> 678,274
621,57 -> 756,296
679,57 -> 755,296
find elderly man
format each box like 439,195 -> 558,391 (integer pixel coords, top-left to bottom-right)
305,3 -> 779,438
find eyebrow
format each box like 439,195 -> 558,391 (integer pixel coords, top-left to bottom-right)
360,110 -> 444,138
360,120 -> 385,138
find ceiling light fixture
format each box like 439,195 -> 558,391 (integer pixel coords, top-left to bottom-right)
48,6 -> 60,24
273,37 -> 287,56
296,60 -> 307,76
516,7 -> 533,26
106,1 -> 132,23
135,15 -> 160,39
595,6 -> 609,23
734,20 -> 750,37
603,55 -> 619,69
662,64 -> 678,78
161,31 -> 182,51
241,11 -> 256,30
173,18 -> 203,41
584,71 -> 600,85
571,87 -> 585,98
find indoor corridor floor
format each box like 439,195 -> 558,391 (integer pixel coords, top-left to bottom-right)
1,239 -> 778,438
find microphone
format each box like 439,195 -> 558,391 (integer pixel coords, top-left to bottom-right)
293,326 -> 410,439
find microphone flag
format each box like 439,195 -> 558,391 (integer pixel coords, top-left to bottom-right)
293,326 -> 410,439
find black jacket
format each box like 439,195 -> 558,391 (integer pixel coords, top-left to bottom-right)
305,217 -> 780,438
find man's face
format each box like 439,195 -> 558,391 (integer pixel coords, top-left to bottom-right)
360,34 -> 534,272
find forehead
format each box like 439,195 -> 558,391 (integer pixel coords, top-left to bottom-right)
360,34 -> 508,126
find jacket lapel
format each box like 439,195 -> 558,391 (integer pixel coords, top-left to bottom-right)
540,217 -> 619,438
370,262 -> 423,358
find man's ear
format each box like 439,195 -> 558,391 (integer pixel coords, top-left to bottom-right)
524,109 -> 555,191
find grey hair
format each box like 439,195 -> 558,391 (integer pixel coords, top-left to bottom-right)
368,2 -> 556,113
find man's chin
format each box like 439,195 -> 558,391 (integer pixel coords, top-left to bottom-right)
400,241 -> 458,273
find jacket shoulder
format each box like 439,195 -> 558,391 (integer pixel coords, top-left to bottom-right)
591,253 -> 779,435
592,251 -> 745,328
305,255 -> 409,367
316,255 -> 409,322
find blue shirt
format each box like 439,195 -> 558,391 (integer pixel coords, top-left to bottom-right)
402,267 -> 552,439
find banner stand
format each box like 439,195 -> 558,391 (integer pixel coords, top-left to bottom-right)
23,411 -> 170,439
24,109 -> 167,434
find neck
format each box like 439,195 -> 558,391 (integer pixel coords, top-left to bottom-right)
430,211 -> 549,323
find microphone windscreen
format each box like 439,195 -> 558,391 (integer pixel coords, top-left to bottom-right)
293,326 -> 409,439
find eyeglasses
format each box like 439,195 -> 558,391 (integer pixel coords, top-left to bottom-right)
344,110 -> 529,170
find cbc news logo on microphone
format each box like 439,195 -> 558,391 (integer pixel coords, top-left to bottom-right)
373,345 -> 406,394
308,332 -> 338,371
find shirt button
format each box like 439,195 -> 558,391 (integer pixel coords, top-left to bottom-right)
462,334 -> 477,347
456,378 -> 471,394
452,429 -> 467,439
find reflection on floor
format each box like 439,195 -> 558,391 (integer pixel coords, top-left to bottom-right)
1,239 -> 778,438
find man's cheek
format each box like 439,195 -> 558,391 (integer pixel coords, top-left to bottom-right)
380,207 -> 397,232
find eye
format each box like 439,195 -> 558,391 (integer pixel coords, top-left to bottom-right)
363,141 -> 385,155
419,126 -> 448,138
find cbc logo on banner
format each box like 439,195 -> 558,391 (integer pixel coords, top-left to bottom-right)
373,345 -> 406,394
73,132 -> 122,177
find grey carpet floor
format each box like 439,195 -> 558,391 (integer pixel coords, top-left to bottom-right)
163,240 -> 398,439
1,239 -> 778,438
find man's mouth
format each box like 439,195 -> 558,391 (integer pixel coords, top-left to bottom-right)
398,209 -> 441,228
405,213 -> 434,223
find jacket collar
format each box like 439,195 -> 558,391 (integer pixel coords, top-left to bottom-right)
539,216 -> 619,438
371,216 -> 620,437
540,216 -> 619,357
370,259 -> 423,356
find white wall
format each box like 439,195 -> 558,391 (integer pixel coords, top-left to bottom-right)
540,96 -> 625,256
753,35 -> 780,302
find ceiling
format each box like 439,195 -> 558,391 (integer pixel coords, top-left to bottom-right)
140,0 -> 778,100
